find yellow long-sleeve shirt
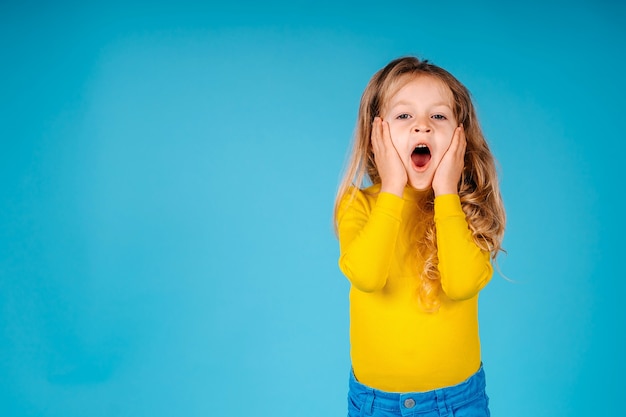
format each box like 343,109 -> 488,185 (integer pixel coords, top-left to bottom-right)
337,184 -> 492,392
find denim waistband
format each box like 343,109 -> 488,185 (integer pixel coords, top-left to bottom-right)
349,365 -> 486,415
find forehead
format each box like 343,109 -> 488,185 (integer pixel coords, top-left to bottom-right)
385,74 -> 453,108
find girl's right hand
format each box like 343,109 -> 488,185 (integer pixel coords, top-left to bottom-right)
372,117 -> 407,197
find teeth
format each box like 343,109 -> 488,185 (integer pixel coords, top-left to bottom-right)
413,144 -> 430,155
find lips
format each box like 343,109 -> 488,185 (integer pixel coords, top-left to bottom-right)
411,144 -> 431,169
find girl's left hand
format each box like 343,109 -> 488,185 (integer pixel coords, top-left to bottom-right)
432,124 -> 466,196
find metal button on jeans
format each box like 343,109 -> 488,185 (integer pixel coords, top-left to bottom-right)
404,398 -> 416,408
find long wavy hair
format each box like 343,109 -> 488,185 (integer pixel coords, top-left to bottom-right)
334,56 -> 506,312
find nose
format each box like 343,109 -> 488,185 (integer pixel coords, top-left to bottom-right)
413,118 -> 431,133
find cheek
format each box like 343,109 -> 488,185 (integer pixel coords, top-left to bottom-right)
388,125 -> 403,148
390,136 -> 402,150
438,128 -> 455,150
429,152 -> 445,169
429,130 -> 455,165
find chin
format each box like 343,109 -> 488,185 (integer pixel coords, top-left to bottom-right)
408,178 -> 433,191
407,164 -> 435,192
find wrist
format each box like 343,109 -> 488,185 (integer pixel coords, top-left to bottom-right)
380,181 -> 405,197
433,184 -> 458,197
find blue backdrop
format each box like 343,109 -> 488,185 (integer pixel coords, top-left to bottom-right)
1,1 -> 624,415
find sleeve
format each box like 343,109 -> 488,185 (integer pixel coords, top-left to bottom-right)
336,189 -> 404,292
434,194 -> 493,300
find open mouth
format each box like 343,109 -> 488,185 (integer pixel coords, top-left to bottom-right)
411,144 -> 431,168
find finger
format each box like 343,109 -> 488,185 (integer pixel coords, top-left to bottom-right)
436,126 -> 463,172
373,117 -> 395,157
456,124 -> 467,156
371,117 -> 382,154
382,119 -> 404,160
381,119 -> 392,145
447,125 -> 466,158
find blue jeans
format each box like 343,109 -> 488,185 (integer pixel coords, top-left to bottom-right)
348,365 -> 490,417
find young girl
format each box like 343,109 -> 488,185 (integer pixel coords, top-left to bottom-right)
335,56 -> 505,417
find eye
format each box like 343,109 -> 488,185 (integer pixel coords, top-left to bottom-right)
432,114 -> 447,120
396,113 -> 411,120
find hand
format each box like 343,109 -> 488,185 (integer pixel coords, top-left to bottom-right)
432,124 -> 466,196
371,117 -> 407,197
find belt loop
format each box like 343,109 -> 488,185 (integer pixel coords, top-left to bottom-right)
435,389 -> 451,417
362,389 -> 375,416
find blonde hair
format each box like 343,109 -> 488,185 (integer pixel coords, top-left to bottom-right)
334,56 -> 506,312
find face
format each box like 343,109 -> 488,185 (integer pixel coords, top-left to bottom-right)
382,75 -> 458,191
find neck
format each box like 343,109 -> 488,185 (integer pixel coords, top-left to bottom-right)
402,185 -> 433,203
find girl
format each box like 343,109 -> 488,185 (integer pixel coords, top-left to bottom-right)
334,56 -> 505,417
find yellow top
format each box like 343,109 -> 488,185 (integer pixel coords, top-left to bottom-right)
337,184 -> 492,392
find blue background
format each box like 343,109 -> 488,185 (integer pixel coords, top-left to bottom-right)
1,1 -> 624,415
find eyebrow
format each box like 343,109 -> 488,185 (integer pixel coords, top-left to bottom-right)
388,99 -> 452,109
